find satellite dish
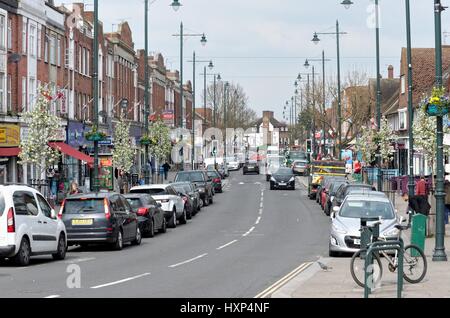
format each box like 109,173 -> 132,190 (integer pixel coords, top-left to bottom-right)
8,53 -> 21,64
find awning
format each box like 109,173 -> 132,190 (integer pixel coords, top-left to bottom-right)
49,142 -> 94,165
0,147 -> 21,157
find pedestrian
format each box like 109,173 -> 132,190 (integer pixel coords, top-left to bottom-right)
163,162 -> 171,180
416,175 -> 427,196
69,181 -> 80,195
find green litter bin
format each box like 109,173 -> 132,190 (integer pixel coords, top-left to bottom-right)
411,214 -> 427,257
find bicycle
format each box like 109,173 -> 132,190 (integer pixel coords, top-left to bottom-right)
350,215 -> 427,288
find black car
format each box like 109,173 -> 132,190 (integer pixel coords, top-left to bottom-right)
60,192 -> 142,250
172,184 -> 195,219
124,193 -> 167,237
331,183 -> 377,209
174,171 -> 214,206
270,167 -> 296,190
171,182 -> 201,214
243,160 -> 260,175
323,179 -> 349,216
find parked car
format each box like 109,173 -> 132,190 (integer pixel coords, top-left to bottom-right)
331,183 -> 377,209
59,192 -> 141,250
129,184 -> 187,228
171,182 -> 201,214
320,177 -> 348,210
270,167 -> 296,190
329,192 -> 400,256
243,160 -> 260,175
226,157 -> 240,171
292,160 -> 309,176
0,185 -> 67,266
323,179 -> 349,216
124,193 -> 167,237
207,164 -> 228,179
173,171 -> 214,207
171,184 -> 195,219
207,170 -> 223,193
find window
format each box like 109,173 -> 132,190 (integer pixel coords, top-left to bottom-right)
49,35 -> 55,64
37,25 -> 41,59
21,77 -> 26,111
82,47 -> 86,75
0,72 -> 4,112
13,191 -> 39,216
29,78 -> 35,109
7,75 -> 11,111
22,19 -> 27,54
57,38 -> 61,66
29,25 -> 35,57
399,109 -> 407,131
36,194 -> 52,218
401,75 -> 406,95
7,18 -> 11,50
0,15 -> 5,50
44,37 -> 48,62
86,49 -> 90,76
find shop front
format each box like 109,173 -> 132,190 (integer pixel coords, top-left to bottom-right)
0,123 -> 21,184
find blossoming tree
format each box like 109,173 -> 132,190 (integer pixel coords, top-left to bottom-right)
112,115 -> 134,174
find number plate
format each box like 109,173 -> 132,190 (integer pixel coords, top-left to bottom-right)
354,239 -> 361,245
72,219 -> 93,226
279,183 -> 286,186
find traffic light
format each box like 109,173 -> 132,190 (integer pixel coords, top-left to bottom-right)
211,140 -> 218,156
306,139 -> 312,153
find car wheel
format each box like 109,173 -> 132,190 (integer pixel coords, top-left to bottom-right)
168,209 -> 177,228
270,183 -> 274,190
14,238 -> 31,266
209,194 -> 214,205
179,208 -> 187,225
147,219 -> 155,238
52,234 -> 67,260
112,230 -> 123,250
132,227 -> 142,245
186,207 -> 192,220
159,218 -> 167,233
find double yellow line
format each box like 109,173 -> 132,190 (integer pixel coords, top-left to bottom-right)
254,262 -> 314,298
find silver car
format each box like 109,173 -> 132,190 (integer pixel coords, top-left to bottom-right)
329,192 -> 400,257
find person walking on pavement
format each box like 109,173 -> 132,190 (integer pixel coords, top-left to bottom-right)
416,175 -> 427,196
163,162 -> 171,181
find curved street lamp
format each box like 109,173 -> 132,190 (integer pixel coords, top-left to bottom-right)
341,0 -> 354,9
201,33 -> 207,46
312,32 -> 320,45
304,59 -> 310,69
170,0 -> 182,11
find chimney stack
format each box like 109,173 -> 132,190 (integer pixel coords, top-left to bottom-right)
388,65 -> 394,79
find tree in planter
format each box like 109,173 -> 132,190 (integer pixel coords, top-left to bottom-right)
413,107 -> 450,185
112,115 -> 135,174
19,88 -> 62,184
148,119 -> 172,178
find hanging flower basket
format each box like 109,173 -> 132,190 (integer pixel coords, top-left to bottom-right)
421,87 -> 450,117
85,126 -> 107,142
140,135 -> 157,146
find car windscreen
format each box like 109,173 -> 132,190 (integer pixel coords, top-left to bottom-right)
173,186 -> 186,194
274,168 -> 293,175
339,200 -> 395,219
176,172 -> 205,183
295,161 -> 307,166
207,171 -> 220,178
0,192 -> 4,217
346,186 -> 373,195
126,198 -> 143,211
330,182 -> 347,194
183,185 -> 192,193
64,199 -> 104,214
131,188 -> 167,195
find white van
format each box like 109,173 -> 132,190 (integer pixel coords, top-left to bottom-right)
0,185 -> 67,266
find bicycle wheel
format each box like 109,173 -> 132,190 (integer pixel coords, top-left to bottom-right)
403,245 -> 427,284
350,250 -> 383,288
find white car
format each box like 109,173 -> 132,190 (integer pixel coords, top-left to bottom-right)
130,184 -> 186,228
226,158 -> 240,171
0,185 -> 67,266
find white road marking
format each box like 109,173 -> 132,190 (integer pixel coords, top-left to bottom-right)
259,209 -> 263,215
168,253 -> 208,268
64,257 -> 96,264
44,295 -> 60,298
255,216 -> 261,225
239,182 -> 245,185
90,273 -> 151,289
243,226 -> 256,237
217,240 -> 238,250
254,262 -> 314,298
260,202 -> 264,208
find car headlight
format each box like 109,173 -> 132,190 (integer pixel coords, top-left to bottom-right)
330,236 -> 338,246
198,188 -> 205,192
332,223 -> 347,234
383,228 -> 399,237
289,177 -> 295,182
270,177 -> 277,182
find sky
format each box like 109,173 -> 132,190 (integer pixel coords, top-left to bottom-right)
55,0 -> 450,122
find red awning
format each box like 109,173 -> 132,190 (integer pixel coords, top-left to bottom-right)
0,147 -> 20,157
49,142 -> 94,165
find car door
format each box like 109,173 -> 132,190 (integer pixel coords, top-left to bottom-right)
12,191 -> 44,253
109,195 -> 126,239
168,186 -> 183,213
35,193 -> 58,252
148,196 -> 163,227
119,195 -> 136,241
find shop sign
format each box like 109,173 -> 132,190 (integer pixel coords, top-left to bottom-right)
0,124 -> 20,147
21,127 -> 66,142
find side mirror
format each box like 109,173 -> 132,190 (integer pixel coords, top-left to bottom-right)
331,206 -> 339,218
50,209 -> 57,219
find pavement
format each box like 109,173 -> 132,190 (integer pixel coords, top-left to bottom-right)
0,170 -> 330,298
271,178 -> 450,298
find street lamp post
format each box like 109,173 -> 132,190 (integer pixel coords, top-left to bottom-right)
144,0 -> 150,184
224,82 -> 230,160
172,25 -> 207,171
405,0 -> 414,199
342,1 -> 381,190
312,21 -> 346,160
304,61 -> 317,159
92,0 -> 99,192
432,0 -> 447,262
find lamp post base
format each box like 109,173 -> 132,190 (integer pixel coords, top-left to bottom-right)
432,249 -> 448,262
